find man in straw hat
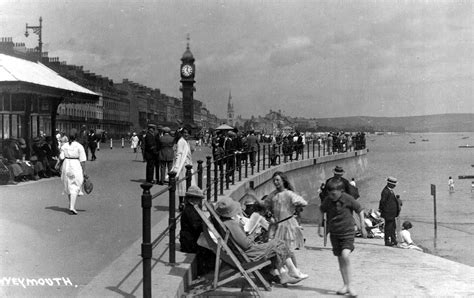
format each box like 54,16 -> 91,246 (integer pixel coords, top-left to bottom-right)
379,176 -> 402,247
322,166 -> 360,200
179,185 -> 205,253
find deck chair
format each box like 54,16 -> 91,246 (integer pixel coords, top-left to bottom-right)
190,200 -> 272,297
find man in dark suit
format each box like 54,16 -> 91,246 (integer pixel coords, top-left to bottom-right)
246,130 -> 259,167
78,125 -> 89,160
224,131 -> 237,181
157,127 -> 174,185
323,166 -> 360,200
379,177 -> 402,246
144,124 -> 157,183
88,129 -> 98,161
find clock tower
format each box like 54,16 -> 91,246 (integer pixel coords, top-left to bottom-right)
180,35 -> 196,127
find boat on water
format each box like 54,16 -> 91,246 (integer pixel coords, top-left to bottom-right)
409,141 -> 416,144
421,139 -> 429,142
458,145 -> 474,148
461,136 -> 469,139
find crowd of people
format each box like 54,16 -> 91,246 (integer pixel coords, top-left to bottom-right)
0,134 -> 60,184
176,162 -> 424,296
0,126 -> 102,186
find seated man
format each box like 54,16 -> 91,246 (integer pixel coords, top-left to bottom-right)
2,138 -> 37,182
180,185 -> 205,253
213,197 -> 309,285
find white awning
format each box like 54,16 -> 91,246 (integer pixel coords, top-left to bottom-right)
0,54 -> 98,97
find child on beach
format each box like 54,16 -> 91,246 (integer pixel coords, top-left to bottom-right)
448,177 -> 455,193
399,221 -> 423,252
318,179 -> 367,296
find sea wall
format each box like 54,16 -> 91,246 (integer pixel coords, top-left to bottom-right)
228,149 -> 368,223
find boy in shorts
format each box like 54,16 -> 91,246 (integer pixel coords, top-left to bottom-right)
318,179 -> 367,296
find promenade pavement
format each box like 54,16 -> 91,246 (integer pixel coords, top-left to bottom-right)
2,143 -> 474,297
0,141 -> 211,297
189,225 -> 474,297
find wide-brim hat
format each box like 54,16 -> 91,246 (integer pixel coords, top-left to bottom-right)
147,123 -> 157,129
215,197 -> 241,218
239,192 -> 259,207
185,185 -> 204,199
387,176 -> 398,185
163,127 -> 171,133
333,166 -> 345,175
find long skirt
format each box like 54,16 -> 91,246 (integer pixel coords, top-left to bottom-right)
61,159 -> 84,196
176,167 -> 196,197
245,239 -> 293,270
270,217 -> 305,250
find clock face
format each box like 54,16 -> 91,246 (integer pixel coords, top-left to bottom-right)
181,64 -> 193,77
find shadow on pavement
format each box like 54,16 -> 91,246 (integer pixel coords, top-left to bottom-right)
130,179 -> 147,183
154,205 -> 169,212
304,245 -> 332,251
105,286 -> 137,298
45,206 -> 86,214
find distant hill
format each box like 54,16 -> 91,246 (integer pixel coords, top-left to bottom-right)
315,113 -> 474,132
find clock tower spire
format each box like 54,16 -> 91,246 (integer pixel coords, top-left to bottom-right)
227,90 -> 234,126
180,34 -> 196,127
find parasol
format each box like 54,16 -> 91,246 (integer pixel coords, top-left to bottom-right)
215,124 -> 234,131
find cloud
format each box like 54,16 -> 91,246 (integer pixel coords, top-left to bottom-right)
269,36 -> 314,68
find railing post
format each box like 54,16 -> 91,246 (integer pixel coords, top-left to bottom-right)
214,160 -> 219,201
262,145 -> 266,170
219,159 -> 224,195
141,183 -> 153,298
318,140 -> 321,157
257,147 -> 260,172
206,156 -> 212,202
323,140 -> 326,156
268,144 -> 272,167
312,139 -> 315,158
197,160 -> 203,189
307,141 -> 310,159
232,153 -> 235,185
251,149 -> 255,175
244,150 -> 248,178
168,172 -> 177,265
225,155 -> 230,190
185,164 -> 193,191
237,152 -> 242,181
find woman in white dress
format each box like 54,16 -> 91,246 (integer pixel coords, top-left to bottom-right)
170,127 -> 195,209
59,129 -> 87,215
130,132 -> 139,153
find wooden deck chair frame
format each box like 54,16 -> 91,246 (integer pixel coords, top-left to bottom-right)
191,200 -> 272,297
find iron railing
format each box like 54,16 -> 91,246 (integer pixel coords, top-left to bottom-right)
139,137 -> 366,297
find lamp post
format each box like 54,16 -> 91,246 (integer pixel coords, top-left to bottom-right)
25,16 -> 43,61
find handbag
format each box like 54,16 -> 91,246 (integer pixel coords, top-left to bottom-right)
83,175 -> 93,194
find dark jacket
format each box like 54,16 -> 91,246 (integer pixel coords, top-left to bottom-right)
246,134 -> 259,151
88,132 -> 98,148
323,176 -> 360,200
2,139 -> 22,163
379,186 -> 401,220
157,133 -> 174,161
143,130 -> 156,160
78,129 -> 88,146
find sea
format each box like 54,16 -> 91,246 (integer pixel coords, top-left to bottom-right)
357,132 -> 474,267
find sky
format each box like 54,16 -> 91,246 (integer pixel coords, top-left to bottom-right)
0,0 -> 472,119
